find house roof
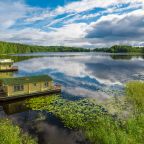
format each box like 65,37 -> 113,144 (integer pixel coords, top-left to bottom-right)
0,75 -> 53,85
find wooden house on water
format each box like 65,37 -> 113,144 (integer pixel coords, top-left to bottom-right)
0,75 -> 61,101
0,59 -> 18,72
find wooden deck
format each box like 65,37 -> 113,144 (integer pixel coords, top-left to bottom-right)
0,88 -> 61,102
0,66 -> 18,72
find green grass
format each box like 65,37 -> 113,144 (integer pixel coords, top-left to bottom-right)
26,81 -> 144,144
126,81 -> 144,113
0,119 -> 37,144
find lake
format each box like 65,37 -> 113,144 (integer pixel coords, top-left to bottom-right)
0,52 -> 144,144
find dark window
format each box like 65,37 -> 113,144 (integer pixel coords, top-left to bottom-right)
14,85 -> 24,92
44,82 -> 49,88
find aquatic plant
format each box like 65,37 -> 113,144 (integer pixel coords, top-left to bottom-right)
0,119 -> 37,144
26,81 -> 144,144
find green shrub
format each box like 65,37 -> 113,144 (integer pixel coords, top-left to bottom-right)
126,81 -> 144,113
0,119 -> 37,144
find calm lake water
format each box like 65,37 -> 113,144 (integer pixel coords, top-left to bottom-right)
0,52 -> 144,144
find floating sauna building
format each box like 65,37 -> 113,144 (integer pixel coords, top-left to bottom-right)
0,75 -> 61,101
0,59 -> 18,72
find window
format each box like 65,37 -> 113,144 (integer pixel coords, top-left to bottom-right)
44,82 -> 49,88
14,85 -> 24,92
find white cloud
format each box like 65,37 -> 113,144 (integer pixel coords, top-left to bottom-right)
0,23 -> 88,46
85,9 -> 144,47
24,0 -> 144,23
0,0 -> 144,47
56,0 -> 144,13
0,0 -> 31,29
25,9 -> 55,23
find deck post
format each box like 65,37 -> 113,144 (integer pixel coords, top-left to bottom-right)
7,86 -> 10,96
28,83 -> 30,94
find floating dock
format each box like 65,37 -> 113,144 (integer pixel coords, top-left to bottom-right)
0,66 -> 18,72
0,59 -> 18,72
0,88 -> 61,102
0,75 -> 61,102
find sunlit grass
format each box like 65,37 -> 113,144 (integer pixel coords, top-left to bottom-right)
0,119 -> 37,144
26,81 -> 144,144
126,81 -> 144,113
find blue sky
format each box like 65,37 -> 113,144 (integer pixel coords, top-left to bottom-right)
25,0 -> 79,8
0,0 -> 144,48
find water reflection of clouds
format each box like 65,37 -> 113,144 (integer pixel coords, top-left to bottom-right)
17,57 -> 89,77
85,58 -> 144,84
9,111 -> 86,144
15,54 -> 144,99
63,86 -> 110,101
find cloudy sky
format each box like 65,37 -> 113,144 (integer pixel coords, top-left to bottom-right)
0,0 -> 144,48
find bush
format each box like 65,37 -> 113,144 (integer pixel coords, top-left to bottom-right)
0,119 -> 37,144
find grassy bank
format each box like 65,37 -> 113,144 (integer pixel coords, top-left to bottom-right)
0,119 -> 37,144
26,81 -> 144,144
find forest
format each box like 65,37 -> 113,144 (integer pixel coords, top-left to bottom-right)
0,41 -> 90,54
0,41 -> 144,54
94,45 -> 144,53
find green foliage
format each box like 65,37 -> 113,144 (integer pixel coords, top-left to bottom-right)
27,96 -> 108,128
1,41 -> 143,54
94,45 -> 144,53
0,41 -> 90,54
0,119 -> 37,144
0,41 -> 144,54
110,45 -> 141,53
126,81 -> 144,114
26,82 -> 144,144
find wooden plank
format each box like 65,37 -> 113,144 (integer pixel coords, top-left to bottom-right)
0,68 -> 18,72
0,89 -> 61,102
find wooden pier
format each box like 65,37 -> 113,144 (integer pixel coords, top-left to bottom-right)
0,88 -> 61,102
0,75 -> 62,102
0,59 -> 18,72
0,66 -> 18,72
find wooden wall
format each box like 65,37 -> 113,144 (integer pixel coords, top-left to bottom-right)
6,81 -> 53,96
0,65 -> 11,70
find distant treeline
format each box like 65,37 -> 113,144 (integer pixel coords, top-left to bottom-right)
0,41 -> 144,54
0,41 -> 90,54
94,45 -> 144,53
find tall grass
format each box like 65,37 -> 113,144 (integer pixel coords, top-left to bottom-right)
126,81 -> 144,113
0,119 -> 37,144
